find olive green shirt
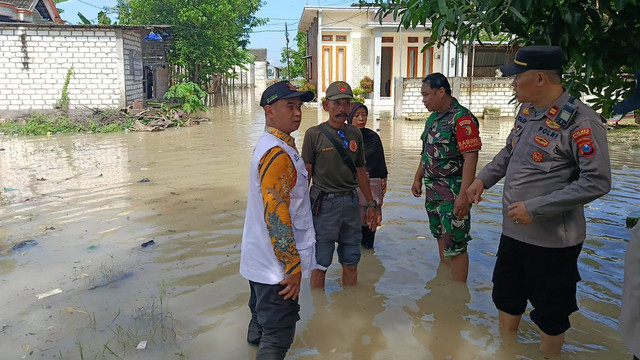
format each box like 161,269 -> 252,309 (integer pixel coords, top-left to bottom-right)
301,121 -> 365,193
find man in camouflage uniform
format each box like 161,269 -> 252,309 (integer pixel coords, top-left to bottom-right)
412,73 -> 482,283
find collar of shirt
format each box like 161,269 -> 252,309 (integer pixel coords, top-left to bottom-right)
526,89 -> 572,120
265,126 -> 297,150
433,97 -> 460,121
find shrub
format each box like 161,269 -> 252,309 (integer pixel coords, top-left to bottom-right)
163,82 -> 208,114
352,87 -> 367,96
352,96 -> 365,104
359,76 -> 374,94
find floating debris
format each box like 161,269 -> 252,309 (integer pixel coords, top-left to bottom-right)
12,239 -> 38,252
36,288 -> 63,300
141,240 -> 155,248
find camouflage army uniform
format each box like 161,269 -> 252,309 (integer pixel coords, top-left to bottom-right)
421,98 -> 482,258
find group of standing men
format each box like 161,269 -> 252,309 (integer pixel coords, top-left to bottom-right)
239,45 -> 619,360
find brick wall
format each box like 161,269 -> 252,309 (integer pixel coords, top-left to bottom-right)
0,24 -> 143,112
122,29 -> 144,105
400,77 -> 518,118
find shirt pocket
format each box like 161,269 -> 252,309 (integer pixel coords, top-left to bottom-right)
292,210 -> 313,231
428,133 -> 457,159
525,140 -> 556,172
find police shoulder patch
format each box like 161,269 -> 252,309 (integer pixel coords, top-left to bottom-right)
572,128 -> 591,140
576,136 -> 596,157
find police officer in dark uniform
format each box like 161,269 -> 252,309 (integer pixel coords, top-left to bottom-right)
466,45 -> 612,357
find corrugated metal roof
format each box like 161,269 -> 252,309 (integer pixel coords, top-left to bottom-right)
1,0 -> 37,10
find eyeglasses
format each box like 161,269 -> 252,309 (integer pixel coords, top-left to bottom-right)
337,129 -> 349,148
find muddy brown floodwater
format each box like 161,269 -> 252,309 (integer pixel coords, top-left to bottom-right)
1,89 -> 639,360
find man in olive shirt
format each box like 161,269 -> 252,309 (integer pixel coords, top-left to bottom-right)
302,81 -> 377,290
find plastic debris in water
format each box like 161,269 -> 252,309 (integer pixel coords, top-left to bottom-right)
136,340 -> 147,349
36,288 -> 63,300
12,239 -> 37,252
141,240 -> 155,248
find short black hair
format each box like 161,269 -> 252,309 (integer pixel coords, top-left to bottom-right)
422,73 -> 451,95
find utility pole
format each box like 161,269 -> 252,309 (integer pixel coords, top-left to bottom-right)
285,22 -> 291,80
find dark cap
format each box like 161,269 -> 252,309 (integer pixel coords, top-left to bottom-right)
613,70 -> 640,114
325,81 -> 353,100
260,81 -> 314,107
500,45 -> 564,77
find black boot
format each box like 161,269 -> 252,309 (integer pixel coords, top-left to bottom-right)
361,226 -> 376,249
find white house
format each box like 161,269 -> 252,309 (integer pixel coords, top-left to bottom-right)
298,5 -> 518,117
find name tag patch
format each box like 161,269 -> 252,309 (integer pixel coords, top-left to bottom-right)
534,136 -> 549,147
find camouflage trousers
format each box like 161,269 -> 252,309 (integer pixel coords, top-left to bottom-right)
424,177 -> 471,259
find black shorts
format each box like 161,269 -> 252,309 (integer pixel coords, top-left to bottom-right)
492,234 -> 582,336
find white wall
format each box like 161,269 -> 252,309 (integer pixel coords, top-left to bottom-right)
0,25 -> 145,112
400,77 -> 518,118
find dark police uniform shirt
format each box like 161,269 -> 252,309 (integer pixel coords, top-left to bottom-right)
476,90 -> 611,248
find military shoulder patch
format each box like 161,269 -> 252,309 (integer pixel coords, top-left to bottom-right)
349,139 -> 358,152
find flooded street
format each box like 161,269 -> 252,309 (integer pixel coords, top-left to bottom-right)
1,89 -> 638,359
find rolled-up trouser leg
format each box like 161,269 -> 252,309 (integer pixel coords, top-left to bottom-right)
256,324 -> 296,360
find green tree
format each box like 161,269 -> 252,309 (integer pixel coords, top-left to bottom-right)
280,32 -> 307,80
363,0 -> 640,115
125,0 -> 265,91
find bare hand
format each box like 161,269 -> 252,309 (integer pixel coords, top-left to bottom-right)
453,195 -> 470,220
507,201 -> 533,225
278,271 -> 302,300
411,178 -> 423,197
466,179 -> 485,204
366,207 -> 378,232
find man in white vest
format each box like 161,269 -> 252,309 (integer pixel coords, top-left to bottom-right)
240,81 -> 317,360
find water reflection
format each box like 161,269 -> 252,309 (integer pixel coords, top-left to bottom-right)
0,88 -> 637,359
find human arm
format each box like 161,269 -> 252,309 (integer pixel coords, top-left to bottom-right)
259,146 -> 301,299
454,151 -> 478,219
412,160 -> 424,197
357,166 -> 378,232
454,113 -> 481,214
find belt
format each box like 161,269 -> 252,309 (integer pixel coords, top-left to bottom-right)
323,190 -> 355,197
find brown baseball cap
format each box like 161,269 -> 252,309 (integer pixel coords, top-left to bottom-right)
325,81 -> 353,100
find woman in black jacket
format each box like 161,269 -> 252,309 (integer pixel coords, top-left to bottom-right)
347,103 -> 388,248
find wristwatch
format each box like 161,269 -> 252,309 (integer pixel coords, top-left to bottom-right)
366,200 -> 377,208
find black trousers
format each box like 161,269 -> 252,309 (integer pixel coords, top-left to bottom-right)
248,281 -> 300,360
